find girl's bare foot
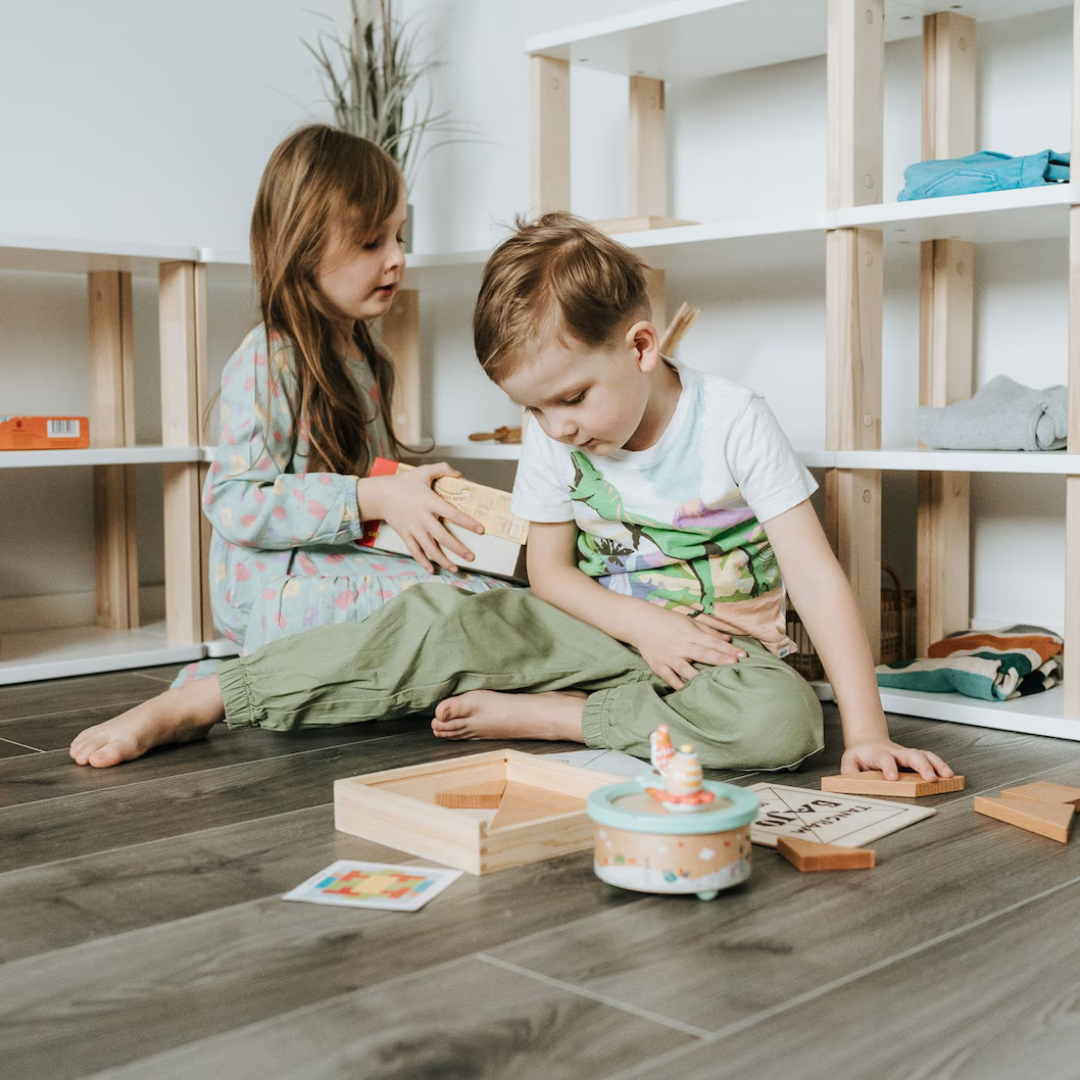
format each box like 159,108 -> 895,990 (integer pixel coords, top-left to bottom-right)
431,690 -> 587,742
69,676 -> 226,768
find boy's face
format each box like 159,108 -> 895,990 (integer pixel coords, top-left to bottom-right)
498,326 -> 659,455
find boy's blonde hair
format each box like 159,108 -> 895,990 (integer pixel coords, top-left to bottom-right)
474,212 -> 652,382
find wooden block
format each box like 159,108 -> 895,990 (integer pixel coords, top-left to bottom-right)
436,792 -> 503,809
776,836 -> 875,872
489,781 -> 583,831
973,795 -> 1074,843
821,771 -> 965,797
1000,782 -> 1080,807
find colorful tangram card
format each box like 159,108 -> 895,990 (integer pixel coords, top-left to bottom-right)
283,860 -> 463,911
747,782 -> 935,848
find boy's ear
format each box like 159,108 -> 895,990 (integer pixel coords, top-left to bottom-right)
625,320 -> 660,372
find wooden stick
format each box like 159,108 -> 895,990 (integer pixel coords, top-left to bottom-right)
659,302 -> 702,355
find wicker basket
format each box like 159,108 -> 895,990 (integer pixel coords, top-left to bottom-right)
784,562 -> 915,681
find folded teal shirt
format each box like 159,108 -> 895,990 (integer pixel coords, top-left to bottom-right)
898,150 -> 1069,201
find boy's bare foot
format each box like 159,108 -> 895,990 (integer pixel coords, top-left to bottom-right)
69,676 -> 226,768
431,689 -> 587,742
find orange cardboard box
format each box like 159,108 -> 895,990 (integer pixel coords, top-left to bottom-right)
359,458 -> 528,581
0,416 -> 90,450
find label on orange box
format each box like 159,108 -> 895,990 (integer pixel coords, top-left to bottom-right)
0,416 -> 90,450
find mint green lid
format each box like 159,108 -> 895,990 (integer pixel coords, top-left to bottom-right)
587,781 -> 759,835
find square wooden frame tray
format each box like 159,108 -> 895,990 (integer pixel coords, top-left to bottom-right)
334,749 -> 624,874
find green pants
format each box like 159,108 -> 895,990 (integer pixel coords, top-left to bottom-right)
217,584 -> 824,770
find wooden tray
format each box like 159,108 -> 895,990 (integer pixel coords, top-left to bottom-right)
334,749 -> 625,875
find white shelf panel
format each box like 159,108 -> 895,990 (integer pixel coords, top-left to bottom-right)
0,234 -> 199,275
831,185 -> 1076,246
0,622 -> 205,686
797,448 -> 1080,474
428,443 -> 523,460
0,446 -> 208,469
878,684 -> 1080,741
526,0 -> 1069,82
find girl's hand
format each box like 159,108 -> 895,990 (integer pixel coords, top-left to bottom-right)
840,740 -> 953,781
357,463 -> 484,574
627,606 -> 748,690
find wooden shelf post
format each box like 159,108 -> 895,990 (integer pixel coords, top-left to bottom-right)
88,270 -> 139,630
629,75 -> 666,219
825,0 -> 884,660
159,261 -> 208,645
1066,1 -> 1080,717
916,12 -> 977,655
531,55 -> 571,214
380,288 -> 422,445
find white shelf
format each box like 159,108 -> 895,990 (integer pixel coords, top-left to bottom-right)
0,622 -> 205,686
525,0 -> 1070,82
797,448 -> 1080,474
0,234 -> 199,275
428,442 -> 523,460
831,185 -> 1077,246
878,684 -> 1080,741
0,446 -> 209,469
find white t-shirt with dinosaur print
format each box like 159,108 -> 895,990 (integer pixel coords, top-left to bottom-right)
511,362 -> 817,655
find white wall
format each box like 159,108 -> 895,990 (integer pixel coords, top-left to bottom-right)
0,0 -> 1074,638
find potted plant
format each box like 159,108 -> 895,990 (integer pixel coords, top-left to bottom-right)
303,0 -> 472,249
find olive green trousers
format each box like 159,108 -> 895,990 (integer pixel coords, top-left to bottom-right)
217,583 -> 824,770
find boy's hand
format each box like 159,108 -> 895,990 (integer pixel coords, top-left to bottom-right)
358,462 -> 484,574
840,740 -> 953,781
627,606 -> 747,690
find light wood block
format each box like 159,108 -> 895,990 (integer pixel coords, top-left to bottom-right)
335,750 -> 621,875
643,266 -> 666,339
826,0 -> 884,211
777,835 -> 875,872
822,771 -> 965,797
530,54 -> 570,214
1000,782 -> 1080,807
435,779 -> 507,809
973,795 -> 1074,843
628,75 -> 666,219
88,270 -> 139,631
593,216 -> 696,235
922,12 -> 976,163
379,288 -> 421,445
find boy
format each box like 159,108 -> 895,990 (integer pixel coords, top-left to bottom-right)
71,214 -> 950,781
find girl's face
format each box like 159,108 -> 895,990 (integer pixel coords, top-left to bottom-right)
316,193 -> 408,333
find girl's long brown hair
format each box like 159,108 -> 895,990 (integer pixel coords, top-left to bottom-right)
250,124 -> 404,476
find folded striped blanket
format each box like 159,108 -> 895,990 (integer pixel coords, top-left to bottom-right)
875,624 -> 1064,701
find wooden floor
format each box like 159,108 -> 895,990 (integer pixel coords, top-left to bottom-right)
5,667 -> 1080,1079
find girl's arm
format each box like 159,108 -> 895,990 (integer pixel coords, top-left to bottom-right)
527,521 -> 746,689
204,342 -> 367,551
764,499 -> 953,780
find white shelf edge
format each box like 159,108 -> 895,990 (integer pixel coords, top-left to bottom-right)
426,443 -> 523,460
809,681 -> 1080,741
0,233 -> 199,263
797,448 -> 1080,474
0,446 -> 207,469
0,622 -> 207,686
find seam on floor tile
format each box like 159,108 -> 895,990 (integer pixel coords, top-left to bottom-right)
0,737 -> 44,752
476,953 -> 712,1040
0,697 -> 152,725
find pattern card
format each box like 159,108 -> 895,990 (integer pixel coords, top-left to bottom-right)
747,783 -> 936,849
283,860 -> 462,911
543,748 -> 648,777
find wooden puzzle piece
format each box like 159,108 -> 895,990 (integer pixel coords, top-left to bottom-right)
820,771 -> 965,797
776,835 -> 875,872
434,779 -> 507,809
488,781 -> 584,830
973,795 -> 1075,843
1000,781 -> 1080,807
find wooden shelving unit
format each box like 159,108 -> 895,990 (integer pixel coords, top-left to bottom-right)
525,0 -> 1080,741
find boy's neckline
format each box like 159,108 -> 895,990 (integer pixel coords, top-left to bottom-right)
605,358 -> 692,464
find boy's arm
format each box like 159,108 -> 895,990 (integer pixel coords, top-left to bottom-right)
526,521 -> 747,689
764,499 -> 953,780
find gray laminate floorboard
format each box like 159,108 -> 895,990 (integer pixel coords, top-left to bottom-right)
4,668 -> 1080,1079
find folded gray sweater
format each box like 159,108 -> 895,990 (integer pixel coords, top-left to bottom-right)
915,375 -> 1068,451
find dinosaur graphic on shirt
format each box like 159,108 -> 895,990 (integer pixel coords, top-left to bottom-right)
567,452 -> 777,612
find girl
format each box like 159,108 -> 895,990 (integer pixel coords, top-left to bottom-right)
175,124 -> 511,685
